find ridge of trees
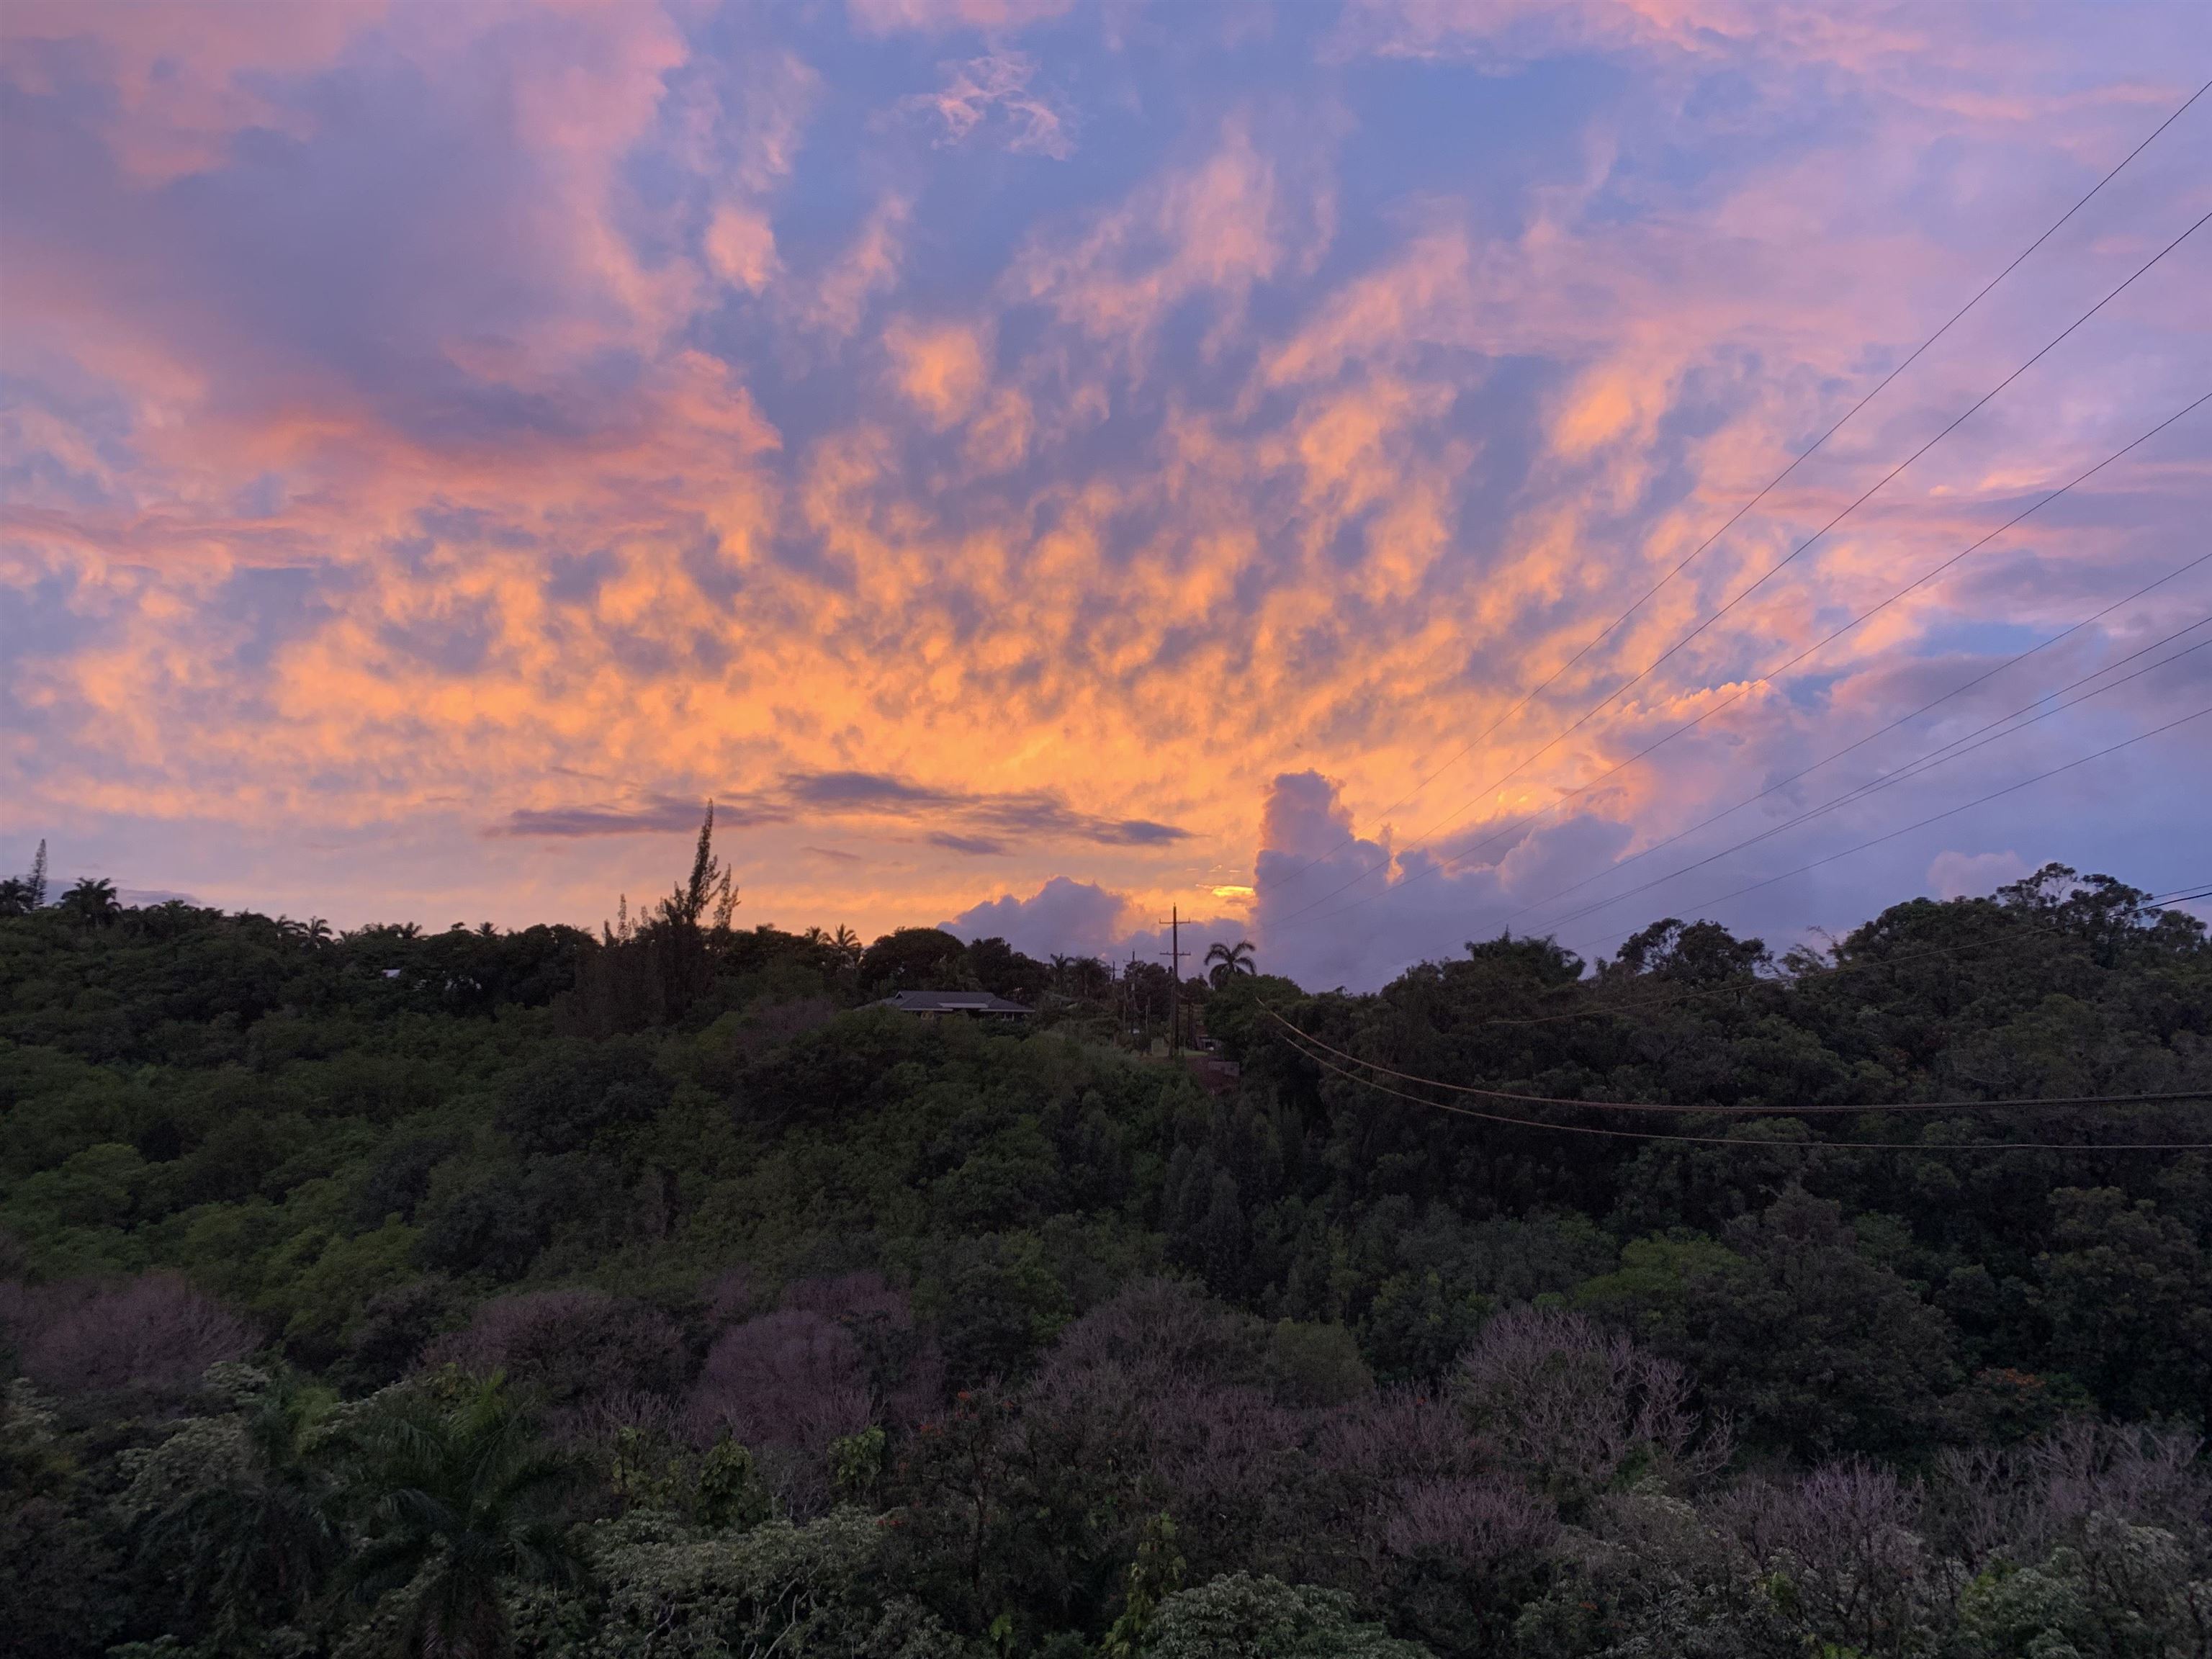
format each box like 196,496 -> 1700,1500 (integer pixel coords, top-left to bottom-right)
2,819 -> 2208,1658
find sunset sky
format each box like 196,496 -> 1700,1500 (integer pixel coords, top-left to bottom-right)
4,1 -> 2209,988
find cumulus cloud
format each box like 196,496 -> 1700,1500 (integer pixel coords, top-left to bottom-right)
1250,772 -> 1639,988
944,875 -> 1133,956
944,873 -> 1246,975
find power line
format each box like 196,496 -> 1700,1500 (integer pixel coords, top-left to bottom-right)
1560,704 -> 2212,956
1260,78 -> 2212,907
1272,212 -> 2210,933
1280,390 -> 2212,936
1264,1007 -> 2212,1115
1517,625 -> 2212,938
1492,548 -> 2212,930
1266,1013 -> 2212,1152
1265,78 -> 2212,911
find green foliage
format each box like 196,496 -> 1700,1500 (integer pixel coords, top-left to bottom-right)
331,1371 -> 579,1658
1264,1318 -> 1372,1406
862,928 -> 975,995
0,1380 -> 128,1659
1148,1572 -> 1432,1658
830,1424 -> 889,1501
521,1509 -> 964,1658
2,854 -> 2209,1658
1100,1511 -> 1184,1659
122,1365 -> 344,1646
694,1436 -> 775,1531
1956,1515 -> 2208,1659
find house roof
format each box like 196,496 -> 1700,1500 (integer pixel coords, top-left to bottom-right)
876,989 -> 1034,1015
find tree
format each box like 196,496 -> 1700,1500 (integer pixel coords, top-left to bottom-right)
337,1373 -> 577,1659
1205,939 -> 1258,988
1607,917 -> 1767,983
1,1378 -> 128,1659
661,801 -> 740,938
57,877 -> 120,927
967,936 -> 1050,1002
126,1367 -> 345,1643
2033,1187 -> 2212,1424
571,804 -> 740,1030
1148,1573 -> 1431,1658
0,840 -> 50,913
859,927 -> 973,994
1101,1512 -> 1184,1658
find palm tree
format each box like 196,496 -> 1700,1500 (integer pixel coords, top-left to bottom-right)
138,1370 -> 344,1642
1205,939 -> 1256,987
338,1374 -> 577,1659
58,876 -> 121,926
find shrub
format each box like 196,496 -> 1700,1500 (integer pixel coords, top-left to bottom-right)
426,1289 -> 687,1431
686,1310 -> 876,1515
6,1272 -> 253,1394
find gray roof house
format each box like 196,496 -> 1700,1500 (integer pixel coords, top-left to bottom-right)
876,989 -> 1034,1017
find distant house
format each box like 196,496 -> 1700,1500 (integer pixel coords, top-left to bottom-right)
876,989 -> 1034,1019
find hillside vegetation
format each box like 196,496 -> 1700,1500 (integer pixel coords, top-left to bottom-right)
3,842 -> 2209,1658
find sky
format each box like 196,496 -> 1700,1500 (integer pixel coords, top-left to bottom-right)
3,0 -> 2209,990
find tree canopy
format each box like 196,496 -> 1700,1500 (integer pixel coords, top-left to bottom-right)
2,841 -> 2208,1658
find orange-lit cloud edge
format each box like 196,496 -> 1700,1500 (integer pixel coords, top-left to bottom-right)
4,1 -> 2208,986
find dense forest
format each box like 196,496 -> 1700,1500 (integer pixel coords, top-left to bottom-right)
3,821 -> 2209,1658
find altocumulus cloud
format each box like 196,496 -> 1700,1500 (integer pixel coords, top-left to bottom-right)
4,1 -> 2207,964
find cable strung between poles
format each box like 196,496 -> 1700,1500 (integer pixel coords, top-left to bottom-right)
1282,390 -> 2212,936
1267,1016 -> 2212,1152
1560,705 -> 2212,957
1518,627 -> 2212,938
1259,78 -> 2212,907
1269,218 -> 2211,936
1262,1008 -> 2212,1115
1491,547 -> 2212,931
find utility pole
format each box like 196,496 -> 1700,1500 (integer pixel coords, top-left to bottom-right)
1158,906 -> 1182,1059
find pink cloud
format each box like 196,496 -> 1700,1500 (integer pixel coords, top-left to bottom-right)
899,50 -> 1073,157
847,0 -> 1072,36
5,1 -> 2207,968
1,0 -> 377,184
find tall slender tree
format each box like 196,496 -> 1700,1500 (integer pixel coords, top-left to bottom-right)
1,840 -> 49,914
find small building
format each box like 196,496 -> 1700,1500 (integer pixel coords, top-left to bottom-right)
876,989 -> 1034,1019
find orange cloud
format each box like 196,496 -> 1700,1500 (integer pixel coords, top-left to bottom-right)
705,204 -> 780,292
7,0 -> 2206,963
884,318 -> 992,426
